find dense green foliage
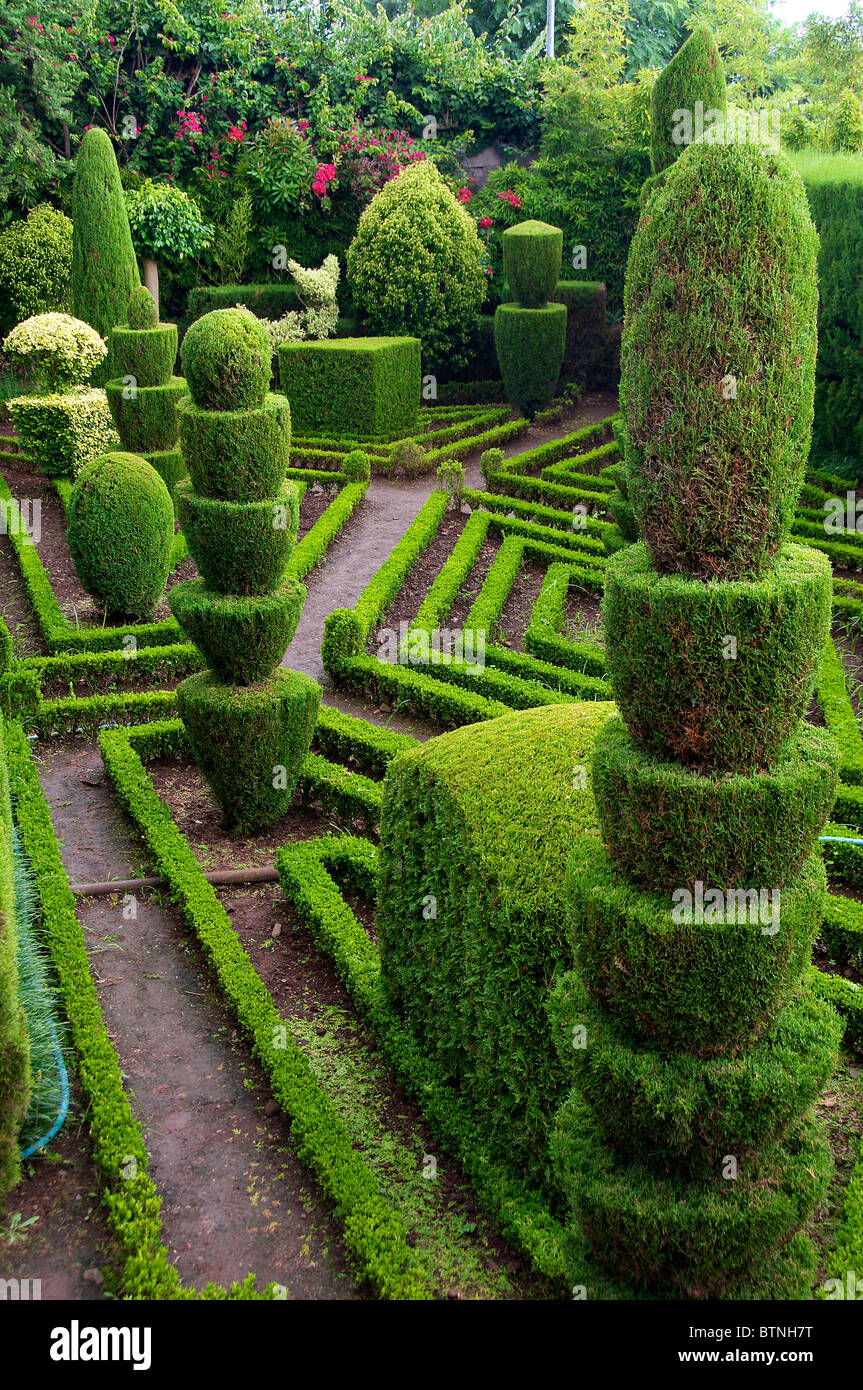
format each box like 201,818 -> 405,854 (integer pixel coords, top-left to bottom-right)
501,220 -> 563,308
378,700 -> 612,1184
125,180 -> 213,264
649,24 -> 727,175
128,286 -> 159,331
603,542 -> 833,773
105,377 -> 188,452
67,451 -> 174,619
169,578 -> 305,687
9,388 -> 119,479
621,142 -> 818,580
178,393 -> 291,501
347,163 -> 485,376
0,712 -> 29,1197
0,205 -> 72,332
175,480 -> 299,595
494,303 -> 567,417
279,336 -> 420,440
71,129 -> 141,387
181,307 -> 271,411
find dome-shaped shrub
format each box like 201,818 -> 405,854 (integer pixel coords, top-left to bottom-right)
0,204 -> 73,330
3,312 -> 106,393
128,286 -> 159,330
180,307 -> 271,411
67,451 -> 174,619
346,162 -> 486,375
620,140 -> 818,580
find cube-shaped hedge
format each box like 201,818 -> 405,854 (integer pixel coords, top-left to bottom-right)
278,336 -> 421,440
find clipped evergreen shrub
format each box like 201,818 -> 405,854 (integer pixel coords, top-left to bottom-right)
592,714 -> 839,892
494,303 -> 567,418
104,376 -> 188,452
128,286 -> 159,330
621,141 -> 818,580
9,390 -> 119,479
342,449 -> 371,482
0,204 -> 73,332
168,578 -> 306,687
602,542 -> 833,772
549,972 -> 840,1177
66,451 -> 174,619
71,129 -> 141,386
279,336 -> 420,440
0,710 -> 30,1198
346,161 -> 486,376
175,479 -> 298,595
177,393 -> 290,501
185,282 -> 299,325
501,220 -> 563,307
378,700 -> 613,1184
180,307 -> 271,411
567,837 -> 825,1053
177,668 -> 320,833
649,24 -> 727,176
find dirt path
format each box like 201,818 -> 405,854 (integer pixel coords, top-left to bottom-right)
284,393 -> 618,698
34,741 -> 358,1298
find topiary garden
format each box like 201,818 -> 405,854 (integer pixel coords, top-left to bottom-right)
0,14 -> 862,1352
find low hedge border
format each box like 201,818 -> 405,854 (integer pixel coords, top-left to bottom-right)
464,535 -> 525,636
276,834 -> 568,1286
410,510 -> 491,635
3,718 -> 271,1299
98,724 -> 431,1300
464,488 -> 612,542
815,637 -> 863,785
808,966 -> 863,1053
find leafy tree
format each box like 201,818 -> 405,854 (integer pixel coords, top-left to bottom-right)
125,179 -> 213,313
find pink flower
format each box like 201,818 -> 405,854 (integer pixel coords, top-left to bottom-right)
478,216 -> 493,229
457,187 -> 472,204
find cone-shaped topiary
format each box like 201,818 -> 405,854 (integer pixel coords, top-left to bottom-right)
649,24 -> 727,176
180,307 -> 271,412
552,136 -> 838,1300
494,220 -> 567,418
621,141 -> 818,581
71,129 -> 140,388
67,451 -> 174,620
106,287 -> 188,499
170,307 -> 319,832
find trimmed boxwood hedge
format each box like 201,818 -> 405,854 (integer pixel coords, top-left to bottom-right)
603,542 -> 832,772
494,303 -> 566,418
0,711 -> 28,1198
378,699 -> 613,1185
649,24 -> 727,177
501,220 -> 562,308
279,336 -> 421,441
592,713 -> 839,892
186,282 -> 299,325
567,837 -> 826,1054
169,577 -> 306,686
181,308 -> 271,412
110,322 -> 177,389
177,394 -> 290,502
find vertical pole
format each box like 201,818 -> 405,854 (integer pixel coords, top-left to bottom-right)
546,0 -> 555,59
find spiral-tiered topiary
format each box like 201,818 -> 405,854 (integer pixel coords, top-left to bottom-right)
494,221 -> 567,417
169,307 -> 319,833
550,140 -> 841,1300
105,287 -> 188,500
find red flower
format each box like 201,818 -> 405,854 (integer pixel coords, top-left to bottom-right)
457,187 -> 472,204
478,215 -> 493,229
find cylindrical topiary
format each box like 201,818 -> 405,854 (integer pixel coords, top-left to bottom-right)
649,24 -> 727,176
552,93 -> 838,1301
493,303 -> 567,418
620,141 -> 818,580
501,220 -> 563,308
180,307 -> 271,412
71,129 -> 141,387
66,451 -> 174,619
106,288 -> 188,500
170,306 -> 320,830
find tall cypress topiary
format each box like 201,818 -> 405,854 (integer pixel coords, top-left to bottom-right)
105,287 -> 188,500
649,24 -> 727,177
549,140 -> 841,1299
169,308 -> 319,833
494,220 -> 567,417
71,128 -> 140,387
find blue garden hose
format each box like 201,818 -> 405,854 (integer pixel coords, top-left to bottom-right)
20,1030 -> 69,1159
820,835 -> 863,846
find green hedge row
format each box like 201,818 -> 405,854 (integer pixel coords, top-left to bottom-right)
99,725 -> 430,1299
464,535 -> 525,636
465,487 -> 612,542
815,637 -> 863,783
0,710 -> 27,1198
411,511 -> 491,635
276,835 -> 567,1284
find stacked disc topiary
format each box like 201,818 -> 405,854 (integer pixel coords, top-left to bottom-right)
168,307 -> 320,833
494,221 -> 567,417
105,287 -> 189,501
549,140 -> 842,1299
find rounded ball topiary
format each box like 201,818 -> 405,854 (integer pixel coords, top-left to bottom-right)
342,449 -> 371,482
180,307 -> 271,412
620,140 -> 818,580
346,161 -> 486,376
66,451 -> 174,619
128,286 -> 159,329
